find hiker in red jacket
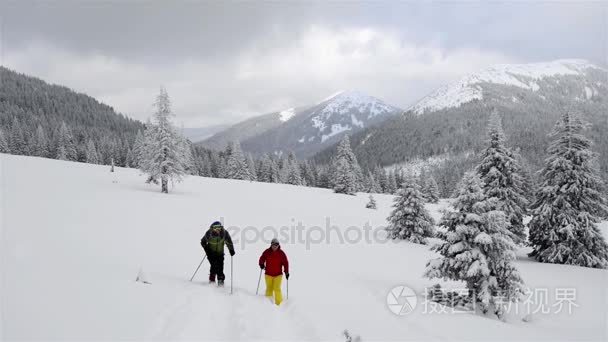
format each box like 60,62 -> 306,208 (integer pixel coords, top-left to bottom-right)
259,238 -> 289,305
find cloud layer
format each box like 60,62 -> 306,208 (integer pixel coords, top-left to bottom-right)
1,2 -> 605,127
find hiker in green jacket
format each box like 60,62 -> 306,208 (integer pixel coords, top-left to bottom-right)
201,221 -> 235,286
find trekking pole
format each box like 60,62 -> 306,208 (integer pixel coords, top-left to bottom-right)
287,277 -> 289,300
189,255 -> 207,282
255,268 -> 262,295
230,255 -> 234,295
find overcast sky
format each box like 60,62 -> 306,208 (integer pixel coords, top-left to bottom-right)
1,1 -> 606,127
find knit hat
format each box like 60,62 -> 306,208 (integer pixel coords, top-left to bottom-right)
271,238 -> 280,245
210,221 -> 223,229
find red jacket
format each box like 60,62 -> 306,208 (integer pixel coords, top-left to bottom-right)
259,247 -> 289,277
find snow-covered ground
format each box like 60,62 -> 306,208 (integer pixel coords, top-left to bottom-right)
1,154 -> 607,341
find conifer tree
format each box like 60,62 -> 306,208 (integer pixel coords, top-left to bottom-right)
86,139 -> 100,164
247,153 -> 257,181
332,135 -> 363,194
425,172 -> 525,317
0,128 -> 10,153
32,125 -> 49,157
225,141 -> 251,180
139,87 -> 191,193
131,130 -> 145,168
374,166 -> 388,193
386,171 -> 398,194
56,122 -> 78,161
424,174 -> 440,203
528,112 -> 608,268
366,194 -> 377,209
285,152 -> 302,185
9,117 -> 27,155
476,112 -> 528,244
386,175 -> 435,244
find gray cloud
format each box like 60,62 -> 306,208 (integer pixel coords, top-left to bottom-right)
1,1 -> 606,127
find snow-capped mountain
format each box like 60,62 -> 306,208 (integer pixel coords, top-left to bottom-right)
308,91 -> 400,143
241,91 -> 401,157
409,59 -> 604,114
314,59 -> 608,192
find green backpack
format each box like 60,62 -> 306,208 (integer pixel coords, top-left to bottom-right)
207,228 -> 225,254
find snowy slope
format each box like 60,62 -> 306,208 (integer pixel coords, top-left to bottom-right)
409,59 -> 603,114
2,154 -> 607,341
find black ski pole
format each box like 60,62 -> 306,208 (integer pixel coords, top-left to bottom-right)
255,268 -> 262,295
230,255 -> 234,295
190,255 -> 207,282
287,277 -> 289,300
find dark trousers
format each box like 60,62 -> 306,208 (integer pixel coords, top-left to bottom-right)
208,254 -> 225,281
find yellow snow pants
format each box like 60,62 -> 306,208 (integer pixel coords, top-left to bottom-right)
264,274 -> 283,305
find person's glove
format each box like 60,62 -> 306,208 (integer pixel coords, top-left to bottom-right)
230,250 -> 235,257
259,264 -> 265,270
285,273 -> 290,280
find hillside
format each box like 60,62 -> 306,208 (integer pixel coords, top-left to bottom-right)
2,153 -> 607,340
242,91 -> 401,158
314,60 -> 608,194
0,67 -> 145,165
198,111 -> 289,151
182,124 -> 230,143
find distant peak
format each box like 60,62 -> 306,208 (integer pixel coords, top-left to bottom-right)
409,59 -> 604,115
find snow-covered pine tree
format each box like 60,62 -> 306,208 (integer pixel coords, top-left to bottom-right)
246,153 -> 257,181
131,129 -> 145,168
225,141 -> 251,180
394,167 -> 405,188
425,172 -> 525,317
366,194 -> 377,209
285,152 -> 302,185
0,128 -> 10,153
269,156 -> 281,183
139,87 -> 191,193
373,166 -> 388,193
9,117 -> 27,155
528,112 -> 608,268
475,112 -> 528,244
386,175 -> 435,244
86,139 -> 99,164
369,171 -> 382,193
418,168 -> 430,201
386,171 -> 398,194
300,160 -> 317,187
258,154 -> 272,182
32,125 -> 49,157
332,135 -> 363,195
125,147 -> 133,168
56,122 -> 78,161
425,174 -> 440,203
